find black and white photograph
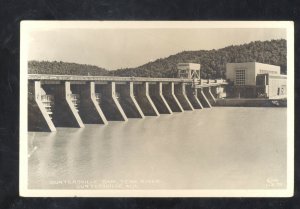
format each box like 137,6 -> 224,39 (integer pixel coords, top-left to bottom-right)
19,21 -> 294,197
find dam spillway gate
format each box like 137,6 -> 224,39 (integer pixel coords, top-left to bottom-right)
28,74 -> 227,132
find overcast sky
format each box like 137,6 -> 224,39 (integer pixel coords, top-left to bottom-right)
28,28 -> 286,70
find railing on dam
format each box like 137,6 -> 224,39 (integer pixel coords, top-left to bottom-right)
28,74 -> 228,86
41,94 -> 54,103
70,94 -> 80,111
95,93 -> 101,104
196,79 -> 228,87
28,74 -> 193,83
40,94 -> 54,119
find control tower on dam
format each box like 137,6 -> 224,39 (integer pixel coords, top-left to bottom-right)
28,63 -> 227,132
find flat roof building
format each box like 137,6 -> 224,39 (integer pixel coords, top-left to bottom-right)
177,63 -> 201,79
226,62 -> 280,86
226,62 -> 286,99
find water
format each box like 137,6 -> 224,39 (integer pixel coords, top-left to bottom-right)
28,107 -> 287,190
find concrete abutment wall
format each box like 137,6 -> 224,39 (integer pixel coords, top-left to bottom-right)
162,82 -> 184,112
203,87 -> 216,106
117,82 -> 145,118
28,79 -> 226,132
174,83 -> 194,111
134,82 -> 160,116
71,82 -> 107,124
96,82 -> 128,121
186,85 -> 203,109
197,88 -> 212,108
148,82 -> 173,114
28,81 -> 56,132
43,82 -> 84,128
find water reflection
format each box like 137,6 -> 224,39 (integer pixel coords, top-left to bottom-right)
28,107 -> 287,190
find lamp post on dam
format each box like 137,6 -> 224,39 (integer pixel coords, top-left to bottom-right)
28,63 -> 228,132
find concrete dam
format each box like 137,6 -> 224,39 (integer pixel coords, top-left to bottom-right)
28,74 -> 227,132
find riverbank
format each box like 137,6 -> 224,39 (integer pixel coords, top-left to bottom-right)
215,98 -> 287,107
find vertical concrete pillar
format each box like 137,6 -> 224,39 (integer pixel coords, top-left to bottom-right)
209,87 -> 217,103
210,86 -> 217,98
149,82 -> 172,114
28,81 -> 56,132
185,85 -> 203,109
74,82 -> 107,124
98,82 -> 128,121
117,82 -> 145,118
203,87 -> 216,105
50,82 -> 84,128
174,83 -> 194,111
162,82 -> 184,112
197,88 -> 212,108
134,82 -> 160,116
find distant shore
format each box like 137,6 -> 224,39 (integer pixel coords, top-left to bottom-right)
215,98 -> 287,107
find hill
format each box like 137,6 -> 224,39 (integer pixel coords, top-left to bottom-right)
28,39 -> 286,79
112,39 -> 287,79
28,61 -> 109,76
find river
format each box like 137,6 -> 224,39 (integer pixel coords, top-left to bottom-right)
28,107 -> 287,190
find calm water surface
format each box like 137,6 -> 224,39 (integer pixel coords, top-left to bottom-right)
28,107 -> 287,190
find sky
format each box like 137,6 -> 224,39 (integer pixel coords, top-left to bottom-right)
28,28 -> 286,70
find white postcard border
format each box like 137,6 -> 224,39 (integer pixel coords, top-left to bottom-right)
19,21 -> 294,197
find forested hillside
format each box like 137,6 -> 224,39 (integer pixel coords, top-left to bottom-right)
28,61 -> 109,76
113,39 -> 287,79
28,39 -> 286,79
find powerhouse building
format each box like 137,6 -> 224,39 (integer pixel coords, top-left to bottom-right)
226,62 -> 287,98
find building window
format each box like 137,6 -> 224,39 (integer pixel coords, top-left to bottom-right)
235,69 -> 245,85
259,69 -> 277,74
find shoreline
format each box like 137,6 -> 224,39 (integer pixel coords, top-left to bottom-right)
215,98 -> 287,107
